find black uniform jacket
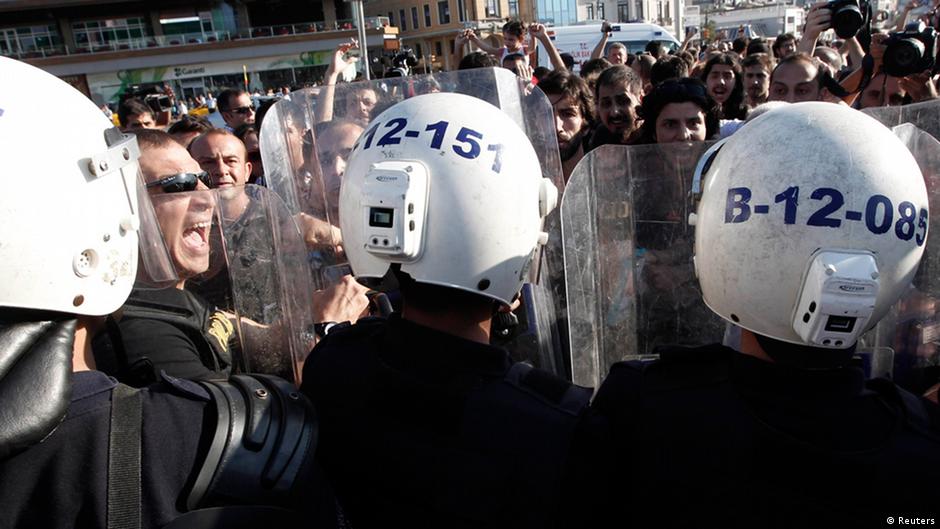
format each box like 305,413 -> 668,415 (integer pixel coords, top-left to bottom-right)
301,315 -> 610,529
0,371 -> 209,528
591,344 -> 940,528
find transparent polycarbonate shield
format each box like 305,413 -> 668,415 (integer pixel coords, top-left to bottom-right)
261,67 -> 565,279
261,67 -> 570,376
149,185 -> 316,385
863,98 -> 940,142
106,130 -> 177,290
562,142 -> 728,389
857,120 -> 940,396
258,98 -> 345,290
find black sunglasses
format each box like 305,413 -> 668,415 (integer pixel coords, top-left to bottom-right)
229,106 -> 255,115
146,172 -> 211,193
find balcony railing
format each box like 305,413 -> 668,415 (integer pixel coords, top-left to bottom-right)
3,17 -> 390,60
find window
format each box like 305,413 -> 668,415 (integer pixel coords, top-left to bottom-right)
587,4 -> 594,18
412,7 -> 419,29
457,0 -> 467,22
72,17 -> 148,49
435,40 -> 443,56
424,4 -> 432,27
787,16 -> 795,23
415,43 -> 423,57
438,1 -> 451,24
508,0 -> 519,17
1,24 -> 61,53
485,0 -> 499,17
400,9 -> 407,30
598,3 -> 605,19
388,11 -> 395,26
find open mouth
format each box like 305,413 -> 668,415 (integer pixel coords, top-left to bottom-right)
607,116 -> 630,131
182,220 -> 211,251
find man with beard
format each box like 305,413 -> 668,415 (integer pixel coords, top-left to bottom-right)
540,70 -> 594,181
589,65 -> 644,149
741,53 -> 774,108
772,32 -> 798,59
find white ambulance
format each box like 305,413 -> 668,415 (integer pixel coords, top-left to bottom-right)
538,22 -> 681,72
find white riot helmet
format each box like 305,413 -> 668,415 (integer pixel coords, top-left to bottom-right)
694,102 -> 928,349
0,57 -> 173,316
339,92 -> 558,305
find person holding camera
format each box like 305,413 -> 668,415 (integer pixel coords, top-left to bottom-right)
316,40 -> 379,126
590,22 -> 628,65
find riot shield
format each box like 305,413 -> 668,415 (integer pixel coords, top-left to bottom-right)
260,68 -> 570,376
863,98 -> 940,141
148,185 -> 316,385
856,115 -> 940,396
563,142 -> 728,389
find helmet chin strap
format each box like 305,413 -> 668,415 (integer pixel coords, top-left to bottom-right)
754,332 -> 857,370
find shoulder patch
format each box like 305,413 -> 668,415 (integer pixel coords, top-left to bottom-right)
160,371 -> 211,401
206,311 -> 234,353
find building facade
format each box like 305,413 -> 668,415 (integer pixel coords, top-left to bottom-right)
0,0 -> 395,104
703,3 -> 804,38
364,0 -> 536,71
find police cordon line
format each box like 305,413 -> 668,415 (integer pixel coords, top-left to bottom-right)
1,43 -> 939,529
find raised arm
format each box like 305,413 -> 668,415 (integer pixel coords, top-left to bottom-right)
590,24 -> 611,61
530,23 -> 566,70
454,29 -> 471,63
797,2 -> 831,55
469,31 -> 502,56
316,40 -> 359,124
839,31 -> 888,104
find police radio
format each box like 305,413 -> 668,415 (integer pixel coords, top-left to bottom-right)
358,160 -> 429,260
791,251 -> 880,348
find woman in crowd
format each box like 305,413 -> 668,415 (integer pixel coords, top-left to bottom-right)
637,78 -> 721,144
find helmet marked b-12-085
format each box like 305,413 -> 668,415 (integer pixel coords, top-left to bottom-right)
694,102 -> 929,349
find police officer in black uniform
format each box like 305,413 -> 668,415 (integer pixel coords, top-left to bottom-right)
588,103 -> 940,526
0,57 -> 335,528
301,92 -> 604,528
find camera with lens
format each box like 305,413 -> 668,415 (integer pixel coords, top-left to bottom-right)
825,0 -> 869,38
120,84 -> 172,113
884,21 -> 938,77
386,47 -> 419,77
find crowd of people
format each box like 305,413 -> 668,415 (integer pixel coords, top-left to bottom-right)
2,1 -> 940,526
